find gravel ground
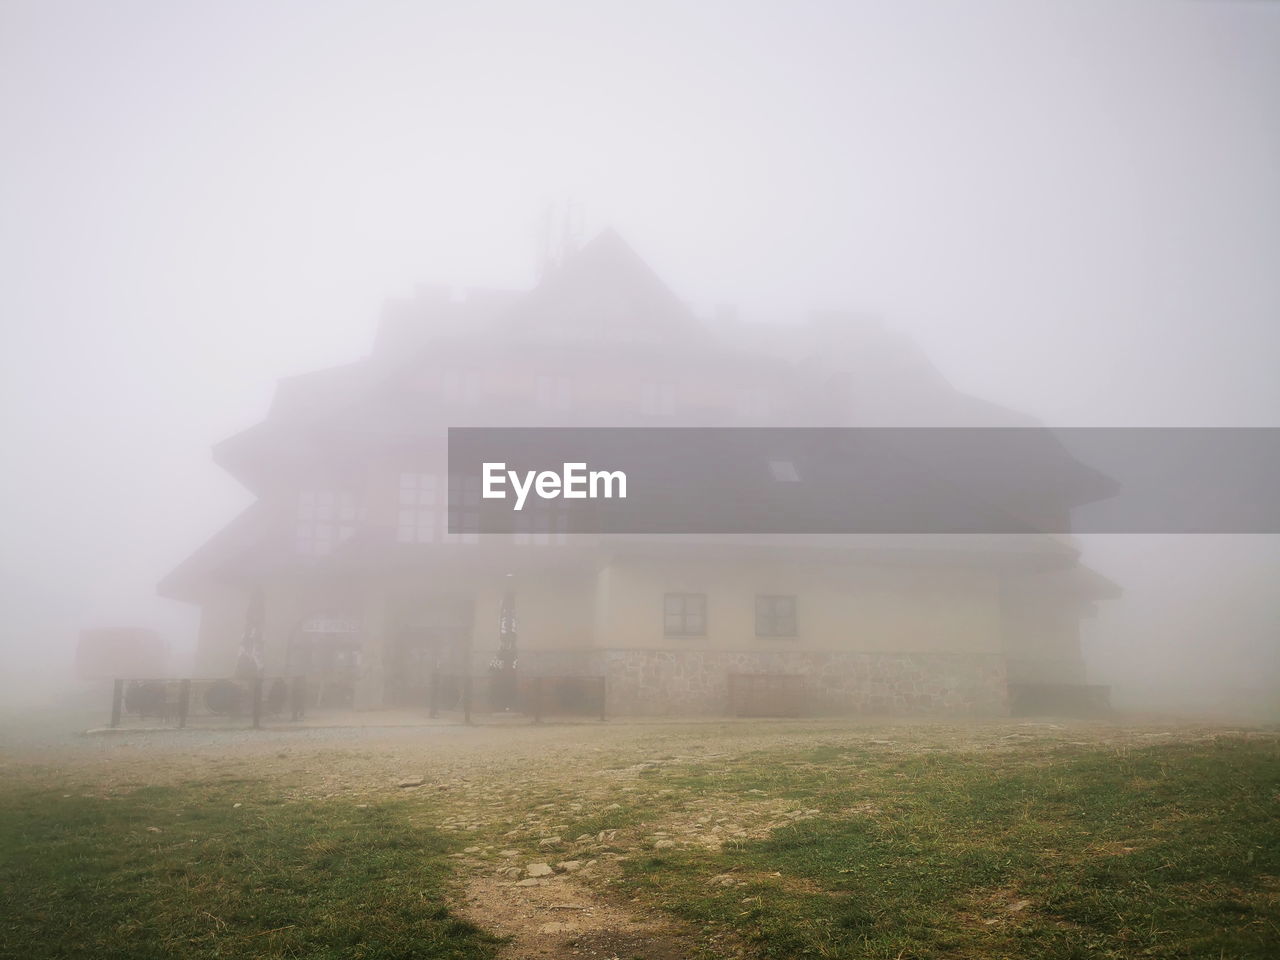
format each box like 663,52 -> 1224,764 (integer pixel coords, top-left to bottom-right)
1,705 -> 1259,794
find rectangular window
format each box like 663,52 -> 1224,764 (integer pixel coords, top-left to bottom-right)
514,503 -> 568,546
397,473 -> 437,543
755,594 -> 797,637
446,474 -> 481,544
768,459 -> 801,482
297,489 -> 357,556
663,592 -> 706,637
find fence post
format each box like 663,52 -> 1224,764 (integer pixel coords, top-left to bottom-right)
178,679 -> 190,729
429,668 -> 439,719
462,675 -> 472,725
252,678 -> 262,729
599,676 -> 607,722
110,679 -> 123,728
533,676 -> 543,724
290,676 -> 305,721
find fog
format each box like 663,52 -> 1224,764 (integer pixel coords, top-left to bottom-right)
2,0 -> 1277,718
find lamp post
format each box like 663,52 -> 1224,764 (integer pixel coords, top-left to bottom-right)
491,574 -> 517,711
235,586 -> 265,682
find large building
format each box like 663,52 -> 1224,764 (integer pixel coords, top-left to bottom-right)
159,231 -> 1116,716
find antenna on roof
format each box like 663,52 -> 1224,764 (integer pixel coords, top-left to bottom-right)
562,197 -> 583,260
536,198 -> 585,279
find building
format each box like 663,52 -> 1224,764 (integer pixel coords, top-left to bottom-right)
158,231 -> 1117,716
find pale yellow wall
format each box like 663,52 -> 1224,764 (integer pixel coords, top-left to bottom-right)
1000,574 -> 1087,682
193,585 -> 247,677
261,580 -> 306,676
371,565 -> 597,658
492,570 -> 596,652
594,556 -> 1004,654
194,578 -> 319,678
196,551 -> 1086,701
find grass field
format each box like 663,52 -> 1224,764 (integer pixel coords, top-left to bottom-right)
617,738 -> 1280,958
0,777 -> 500,960
1,720 -> 1277,959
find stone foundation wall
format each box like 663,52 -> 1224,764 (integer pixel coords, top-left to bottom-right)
520,648 -> 1009,717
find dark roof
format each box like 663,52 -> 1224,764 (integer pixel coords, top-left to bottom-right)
505,229 -> 696,336
163,230 -> 1118,594
157,503 -> 268,602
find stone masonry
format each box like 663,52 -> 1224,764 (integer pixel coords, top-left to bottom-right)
521,648 -> 1009,717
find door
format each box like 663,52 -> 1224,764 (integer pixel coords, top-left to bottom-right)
387,594 -> 473,707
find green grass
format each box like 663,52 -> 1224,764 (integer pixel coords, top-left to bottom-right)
0,778 -> 499,960
3,731 -> 1277,959
620,739 -> 1280,959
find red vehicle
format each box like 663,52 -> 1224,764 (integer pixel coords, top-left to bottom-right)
76,628 -> 167,681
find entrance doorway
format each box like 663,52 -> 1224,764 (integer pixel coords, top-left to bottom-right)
387,594 -> 473,707
286,615 -> 361,709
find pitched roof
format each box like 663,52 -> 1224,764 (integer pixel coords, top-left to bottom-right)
157,503 -> 268,602
503,229 -> 696,336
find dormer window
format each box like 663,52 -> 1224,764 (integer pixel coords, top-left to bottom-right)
536,375 -> 573,411
769,459 -> 801,483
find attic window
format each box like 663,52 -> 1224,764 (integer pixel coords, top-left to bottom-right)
768,459 -> 801,483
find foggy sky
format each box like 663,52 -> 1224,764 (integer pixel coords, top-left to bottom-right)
2,1 -> 1277,707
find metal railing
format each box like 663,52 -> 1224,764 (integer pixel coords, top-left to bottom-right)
109,676 -> 307,729
427,673 -> 607,723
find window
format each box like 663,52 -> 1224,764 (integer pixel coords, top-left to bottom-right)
514,502 -> 568,546
642,382 -> 677,416
536,374 -> 573,411
397,473 -> 438,543
664,593 -> 706,637
768,459 -> 801,482
446,475 -> 481,544
398,473 -> 480,545
297,490 -> 357,556
755,594 -> 797,637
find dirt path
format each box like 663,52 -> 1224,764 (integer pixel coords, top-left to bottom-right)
457,859 -> 716,960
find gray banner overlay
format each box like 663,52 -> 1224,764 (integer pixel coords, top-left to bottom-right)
447,428 -> 1280,534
